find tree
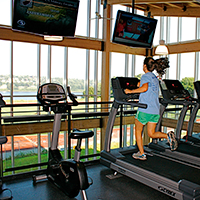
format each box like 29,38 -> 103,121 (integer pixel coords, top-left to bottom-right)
83,86 -> 94,95
181,77 -> 194,97
136,73 -> 143,80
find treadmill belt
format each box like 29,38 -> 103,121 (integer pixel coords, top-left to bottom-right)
122,153 -> 200,184
177,142 -> 200,157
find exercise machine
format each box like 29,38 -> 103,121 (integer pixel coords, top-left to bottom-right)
184,81 -> 200,143
149,79 -> 200,167
100,77 -> 200,200
33,83 -> 94,200
0,136 -> 12,200
0,94 -> 12,200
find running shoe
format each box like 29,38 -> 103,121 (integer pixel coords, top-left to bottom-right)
167,131 -> 178,151
132,151 -> 147,160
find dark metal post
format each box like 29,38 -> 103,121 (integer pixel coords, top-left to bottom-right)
68,106 -> 72,159
132,0 -> 135,13
119,105 -> 123,148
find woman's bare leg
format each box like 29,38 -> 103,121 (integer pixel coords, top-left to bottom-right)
147,122 -> 177,150
147,122 -> 168,139
135,119 -> 145,155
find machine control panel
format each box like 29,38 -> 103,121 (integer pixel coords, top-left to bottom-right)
37,83 -> 67,104
160,79 -> 190,100
112,77 -> 140,102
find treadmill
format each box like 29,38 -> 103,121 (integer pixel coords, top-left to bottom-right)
149,79 -> 200,167
184,81 -> 200,143
100,77 -> 200,200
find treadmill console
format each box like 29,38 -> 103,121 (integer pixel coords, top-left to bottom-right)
37,83 -> 67,104
160,79 -> 190,100
112,77 -> 140,102
194,81 -> 200,100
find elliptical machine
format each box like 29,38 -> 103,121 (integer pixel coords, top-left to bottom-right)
34,83 -> 94,199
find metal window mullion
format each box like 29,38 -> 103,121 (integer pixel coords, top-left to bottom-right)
37,44 -> 41,168
160,16 -> 164,40
194,52 -> 199,98
194,17 -> 199,83
10,41 -> 15,174
10,42 -> 13,105
64,47 -> 68,159
84,0 -> 92,159
131,54 -> 135,145
166,17 -> 170,44
175,54 -> 181,122
123,54 -> 129,147
176,17 -> 182,80
85,0 -> 91,102
47,45 -> 52,149
93,0 -> 101,156
177,17 -> 182,43
131,55 -> 136,77
94,0 -> 100,101
107,5 -> 113,100
165,17 -> 170,80
130,54 -> 136,145
194,18 -> 200,98
124,2 -> 129,144
85,0 -> 91,101
196,18 -> 200,40
47,45 -> 51,83
94,51 -> 98,103
85,50 -> 90,159
198,18 -> 200,39
108,6 -> 113,101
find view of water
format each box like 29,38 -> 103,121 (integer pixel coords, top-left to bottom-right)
0,91 -> 83,100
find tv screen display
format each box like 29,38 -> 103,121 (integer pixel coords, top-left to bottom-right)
112,10 -> 157,48
12,0 -> 79,37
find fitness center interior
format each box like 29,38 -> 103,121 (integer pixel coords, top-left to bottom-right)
1,0 -> 200,200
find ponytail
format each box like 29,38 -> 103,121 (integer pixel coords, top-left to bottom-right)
144,57 -> 170,78
154,57 -> 170,77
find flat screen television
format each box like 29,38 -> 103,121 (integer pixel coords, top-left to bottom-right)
112,10 -> 157,48
12,0 -> 80,37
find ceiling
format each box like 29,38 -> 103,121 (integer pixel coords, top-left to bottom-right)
104,0 -> 200,17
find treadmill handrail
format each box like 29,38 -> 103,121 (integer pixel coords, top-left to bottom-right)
115,99 -> 147,109
160,98 -> 196,106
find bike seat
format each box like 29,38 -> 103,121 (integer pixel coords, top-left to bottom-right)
69,129 -> 94,139
0,136 -> 7,145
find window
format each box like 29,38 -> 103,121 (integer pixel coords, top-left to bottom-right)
51,46 -> 65,85
0,0 -> 11,26
180,52 -> 195,96
168,54 -> 177,80
13,42 -> 38,103
68,48 -> 86,95
169,17 -> 178,43
181,17 -> 196,42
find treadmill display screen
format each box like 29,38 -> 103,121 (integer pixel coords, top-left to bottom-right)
161,79 -> 190,100
118,78 -> 139,90
164,80 -> 184,92
112,77 -> 140,102
194,81 -> 200,99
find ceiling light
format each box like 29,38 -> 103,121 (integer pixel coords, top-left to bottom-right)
155,40 -> 169,55
44,36 -> 63,41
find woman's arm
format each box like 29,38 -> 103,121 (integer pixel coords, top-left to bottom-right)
124,82 -> 148,94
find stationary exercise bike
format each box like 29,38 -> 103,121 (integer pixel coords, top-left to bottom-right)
0,94 -> 12,200
34,83 -> 94,199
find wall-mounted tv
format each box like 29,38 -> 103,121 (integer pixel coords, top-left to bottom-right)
12,0 -> 80,37
112,10 -> 157,48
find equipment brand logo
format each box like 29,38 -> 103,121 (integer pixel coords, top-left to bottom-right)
17,20 -> 26,28
158,186 -> 176,197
